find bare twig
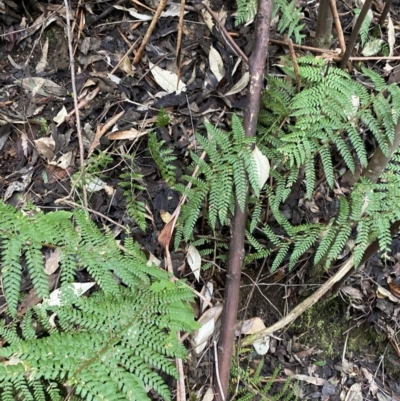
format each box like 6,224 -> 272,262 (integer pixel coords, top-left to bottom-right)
176,357 -> 186,401
176,0 -> 186,88
363,120 -> 400,183
86,0 -> 127,27
241,255 -> 356,346
130,0 -> 156,13
54,199 -> 127,229
344,55 -> 400,61
269,38 -> 339,58
287,39 -> 301,92
378,0 -> 394,25
110,37 -> 140,75
328,0 -> 346,54
202,2 -> 249,65
313,0 -> 333,48
340,0 -> 374,69
63,0 -> 88,208
57,86 -> 100,127
214,341 -> 225,401
133,0 -> 168,64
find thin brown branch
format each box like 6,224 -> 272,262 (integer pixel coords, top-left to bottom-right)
345,55 -> 400,61
269,38 -> 340,58
214,0 -> 273,399
378,0 -> 393,26
202,1 -> 249,65
313,0 -> 333,48
110,36 -> 140,75
86,0 -> 127,27
133,0 -> 168,64
241,255 -> 356,346
175,0 -> 186,87
340,0 -> 374,69
63,0 -> 88,208
363,119 -> 400,183
287,39 -> 301,92
328,0 -> 346,54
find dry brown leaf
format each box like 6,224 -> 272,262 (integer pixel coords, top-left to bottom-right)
160,210 -> 172,224
388,281 -> 400,299
209,45 -> 225,82
88,110 -> 125,155
107,128 -> 147,140
341,285 -> 363,300
158,205 -> 181,274
235,317 -> 266,336
17,77 -> 66,97
158,206 -> 180,249
187,244 -> 201,281
34,136 -> 56,162
35,37 -> 49,73
44,249 -> 62,275
224,72 -> 249,96
377,285 -> 400,303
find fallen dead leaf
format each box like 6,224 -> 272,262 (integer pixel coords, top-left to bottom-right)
193,304 -> 223,354
235,317 -> 266,336
388,280 -> 400,299
200,282 -> 213,312
44,249 -> 61,275
149,62 -> 186,94
88,110 -> 125,155
187,244 -> 201,281
252,146 -> 270,190
201,387 -> 214,401
377,285 -> 400,303
34,136 -> 56,162
107,128 -> 147,140
209,45 -> 225,82
41,282 -> 96,307
224,72 -> 249,96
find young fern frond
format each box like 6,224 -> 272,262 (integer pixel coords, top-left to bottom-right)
235,0 -> 257,25
230,356 -> 298,401
148,132 -> 177,187
119,167 -> 148,232
156,106 -> 171,127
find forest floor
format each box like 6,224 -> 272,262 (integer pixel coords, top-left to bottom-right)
1,0 -> 400,400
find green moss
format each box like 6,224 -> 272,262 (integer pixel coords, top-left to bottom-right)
44,27 -> 57,44
291,296 -> 398,378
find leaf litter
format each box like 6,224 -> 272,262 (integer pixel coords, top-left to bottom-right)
0,0 -> 400,400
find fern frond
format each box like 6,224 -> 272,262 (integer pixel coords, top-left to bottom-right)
235,0 -> 257,25
289,229 -> 320,270
148,132 -> 177,187
271,243 -> 290,272
0,200 -> 198,401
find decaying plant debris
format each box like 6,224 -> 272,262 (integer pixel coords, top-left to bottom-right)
1,0 -> 400,400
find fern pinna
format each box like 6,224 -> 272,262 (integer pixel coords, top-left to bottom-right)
235,0 -> 305,44
0,202 -> 198,401
174,114 -> 260,245
255,57 -> 400,270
